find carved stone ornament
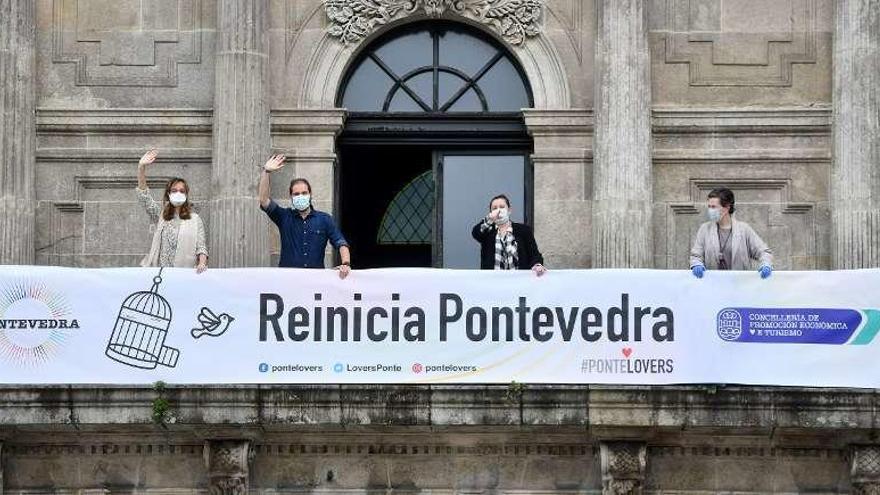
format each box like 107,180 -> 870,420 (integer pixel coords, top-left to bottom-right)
324,0 -> 542,45
600,441 -> 647,495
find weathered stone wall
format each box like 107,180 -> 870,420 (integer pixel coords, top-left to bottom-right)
2,386 -> 880,493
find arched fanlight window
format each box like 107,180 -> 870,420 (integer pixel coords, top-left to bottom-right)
377,171 -> 434,245
339,22 -> 533,113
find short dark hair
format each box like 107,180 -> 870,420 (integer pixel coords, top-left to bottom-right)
289,178 -> 312,195
488,194 -> 511,209
707,187 -> 736,214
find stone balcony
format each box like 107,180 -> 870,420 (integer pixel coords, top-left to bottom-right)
2,385 -> 879,493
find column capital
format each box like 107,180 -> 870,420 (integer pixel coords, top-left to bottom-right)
205,440 -> 252,495
599,441 -> 647,495
851,445 -> 880,493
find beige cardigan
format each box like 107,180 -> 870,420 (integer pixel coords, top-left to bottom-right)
689,218 -> 773,270
140,212 -> 201,268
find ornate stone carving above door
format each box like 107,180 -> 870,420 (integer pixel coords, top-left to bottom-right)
324,0 -> 543,46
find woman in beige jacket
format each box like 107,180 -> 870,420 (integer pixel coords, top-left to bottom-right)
136,149 -> 208,272
689,188 -> 772,279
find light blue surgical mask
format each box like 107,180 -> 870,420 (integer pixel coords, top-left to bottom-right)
707,207 -> 721,223
291,194 -> 311,211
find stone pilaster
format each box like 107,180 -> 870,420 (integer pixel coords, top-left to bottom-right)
206,440 -> 251,495
831,0 -> 880,269
0,0 -> 36,265
592,0 -> 653,268
599,441 -> 647,495
210,0 -> 271,267
851,445 -> 880,494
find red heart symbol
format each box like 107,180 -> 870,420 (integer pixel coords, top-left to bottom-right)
622,347 -> 633,358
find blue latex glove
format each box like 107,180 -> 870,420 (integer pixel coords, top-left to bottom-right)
691,264 -> 705,279
759,265 -> 772,279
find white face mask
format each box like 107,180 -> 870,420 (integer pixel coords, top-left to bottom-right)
707,207 -> 722,223
494,207 -> 510,225
291,194 -> 311,211
169,192 -> 187,207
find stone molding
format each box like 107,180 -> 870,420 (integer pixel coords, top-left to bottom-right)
51,0 -> 203,87
653,106 -> 831,135
324,0 -> 542,46
661,0 -> 818,87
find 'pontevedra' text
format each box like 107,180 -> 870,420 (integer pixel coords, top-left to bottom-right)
259,293 -> 673,343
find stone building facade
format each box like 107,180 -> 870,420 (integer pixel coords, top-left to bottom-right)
1,0 -> 879,493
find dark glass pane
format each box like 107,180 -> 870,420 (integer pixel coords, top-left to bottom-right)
441,155 -> 525,268
374,30 -> 433,77
438,71 -> 468,109
477,56 -> 530,111
341,57 -> 393,111
388,88 -> 422,112
447,88 -> 483,112
438,29 -> 496,78
406,72 -> 434,109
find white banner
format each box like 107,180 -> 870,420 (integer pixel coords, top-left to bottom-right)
1,266 -> 879,387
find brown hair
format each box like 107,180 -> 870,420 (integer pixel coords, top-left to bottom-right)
162,178 -> 192,221
289,178 -> 312,195
707,187 -> 736,214
488,194 -> 511,210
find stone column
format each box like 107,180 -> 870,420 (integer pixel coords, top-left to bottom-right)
599,441 -> 647,495
206,440 -> 251,495
0,0 -> 36,265
210,0 -> 271,267
831,0 -> 880,269
851,445 -> 880,494
592,0 -> 653,268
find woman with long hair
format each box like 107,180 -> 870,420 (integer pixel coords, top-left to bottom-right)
136,149 -> 208,272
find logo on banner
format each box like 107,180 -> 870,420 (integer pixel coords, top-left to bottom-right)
716,307 -> 880,345
0,280 -> 79,366
717,309 -> 743,341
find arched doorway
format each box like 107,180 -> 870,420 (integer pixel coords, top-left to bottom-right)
337,21 -> 534,268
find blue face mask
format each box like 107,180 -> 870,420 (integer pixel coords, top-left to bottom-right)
291,194 -> 311,211
707,207 -> 722,223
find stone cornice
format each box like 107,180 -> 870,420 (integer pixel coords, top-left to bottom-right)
0,385 -> 876,443
652,106 -> 832,135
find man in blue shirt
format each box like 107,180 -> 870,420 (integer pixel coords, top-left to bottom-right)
259,154 -> 351,278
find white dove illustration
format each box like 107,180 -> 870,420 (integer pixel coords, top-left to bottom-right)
191,307 -> 235,339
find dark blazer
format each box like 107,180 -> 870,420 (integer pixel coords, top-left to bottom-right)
471,221 -> 544,270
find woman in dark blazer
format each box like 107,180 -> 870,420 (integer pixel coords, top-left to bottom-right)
471,194 -> 546,276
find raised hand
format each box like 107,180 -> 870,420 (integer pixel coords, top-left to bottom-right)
139,149 -> 158,167
263,154 -> 286,173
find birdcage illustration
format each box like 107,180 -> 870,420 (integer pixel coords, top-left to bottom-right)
105,269 -> 179,369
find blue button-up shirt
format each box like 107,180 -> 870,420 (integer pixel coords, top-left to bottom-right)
261,199 -> 348,268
